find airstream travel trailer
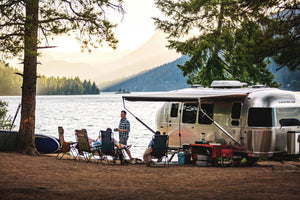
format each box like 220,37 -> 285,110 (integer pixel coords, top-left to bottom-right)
123,81 -> 300,161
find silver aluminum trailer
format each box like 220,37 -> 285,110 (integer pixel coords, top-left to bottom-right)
123,81 -> 300,160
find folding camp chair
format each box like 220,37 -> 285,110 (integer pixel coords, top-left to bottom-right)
56,126 -> 77,159
75,129 -> 102,162
100,130 -> 125,165
151,134 -> 169,166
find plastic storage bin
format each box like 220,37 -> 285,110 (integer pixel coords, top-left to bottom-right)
178,152 -> 191,164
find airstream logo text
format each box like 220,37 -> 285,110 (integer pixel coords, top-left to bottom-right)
278,100 -> 295,103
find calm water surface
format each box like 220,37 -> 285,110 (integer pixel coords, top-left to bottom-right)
1,93 -> 163,159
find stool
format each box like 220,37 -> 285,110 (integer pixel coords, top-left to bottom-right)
221,149 -> 234,167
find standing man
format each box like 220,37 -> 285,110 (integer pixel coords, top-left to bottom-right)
115,110 -> 132,160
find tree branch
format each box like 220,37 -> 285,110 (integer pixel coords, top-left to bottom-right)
0,33 -> 24,39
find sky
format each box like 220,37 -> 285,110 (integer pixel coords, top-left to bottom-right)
52,0 -> 163,53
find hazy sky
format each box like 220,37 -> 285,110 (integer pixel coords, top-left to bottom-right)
52,0 -> 162,52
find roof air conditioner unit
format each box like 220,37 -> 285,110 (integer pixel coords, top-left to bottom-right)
211,80 -> 247,88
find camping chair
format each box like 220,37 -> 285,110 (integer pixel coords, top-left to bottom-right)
151,134 -> 169,166
74,129 -> 102,162
56,126 -> 77,159
100,130 -> 125,165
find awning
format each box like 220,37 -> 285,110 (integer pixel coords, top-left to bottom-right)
122,89 -> 247,144
122,91 -> 248,102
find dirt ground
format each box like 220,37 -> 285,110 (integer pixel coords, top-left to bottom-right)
0,152 -> 299,200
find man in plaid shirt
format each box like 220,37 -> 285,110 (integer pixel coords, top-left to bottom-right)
115,110 -> 132,160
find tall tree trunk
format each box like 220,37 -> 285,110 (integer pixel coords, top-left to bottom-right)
213,1 -> 224,56
18,0 -> 39,155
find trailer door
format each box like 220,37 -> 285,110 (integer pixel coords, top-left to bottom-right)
167,103 -> 180,131
180,103 -> 199,145
166,103 -> 182,147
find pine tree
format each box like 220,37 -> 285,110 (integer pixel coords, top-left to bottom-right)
91,82 -> 100,94
0,0 -> 124,154
153,0 -> 298,87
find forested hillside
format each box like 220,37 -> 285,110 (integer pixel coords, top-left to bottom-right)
103,56 -> 190,92
103,56 -> 300,92
268,62 -> 300,91
0,63 -> 100,95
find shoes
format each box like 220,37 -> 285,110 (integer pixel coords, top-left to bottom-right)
146,161 -> 155,167
128,158 -> 136,164
125,144 -> 132,150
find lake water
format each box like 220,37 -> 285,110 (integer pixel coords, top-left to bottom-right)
0,93 -> 164,159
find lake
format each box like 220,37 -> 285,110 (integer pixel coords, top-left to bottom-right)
0,93 -> 163,159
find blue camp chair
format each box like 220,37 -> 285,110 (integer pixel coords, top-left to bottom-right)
151,134 -> 169,166
100,130 -> 125,165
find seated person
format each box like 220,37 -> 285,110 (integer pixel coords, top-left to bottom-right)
90,128 -> 131,151
143,131 -> 163,167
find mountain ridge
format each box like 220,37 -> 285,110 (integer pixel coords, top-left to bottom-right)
103,56 -> 190,92
103,56 -> 300,92
95,32 -> 181,88
18,31 -> 181,88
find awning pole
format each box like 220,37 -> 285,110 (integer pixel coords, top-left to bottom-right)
179,106 -> 182,148
122,98 -> 156,134
198,98 -> 240,145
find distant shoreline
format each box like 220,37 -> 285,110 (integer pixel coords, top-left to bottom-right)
1,91 -> 300,97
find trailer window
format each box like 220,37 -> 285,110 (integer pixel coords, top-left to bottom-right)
170,103 -> 179,118
248,108 -> 274,127
182,103 -> 197,124
198,104 -> 213,124
231,103 -> 242,119
276,107 -> 300,126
